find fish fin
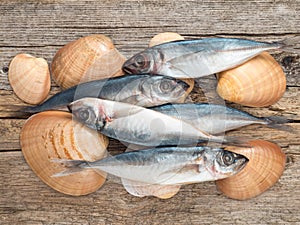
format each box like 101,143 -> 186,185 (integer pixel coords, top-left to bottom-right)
51,159 -> 90,177
264,116 -> 294,132
276,36 -> 300,53
121,178 -> 181,198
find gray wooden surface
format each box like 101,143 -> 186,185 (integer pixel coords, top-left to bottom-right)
0,0 -> 300,224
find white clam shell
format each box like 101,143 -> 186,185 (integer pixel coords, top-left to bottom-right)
8,53 -> 51,104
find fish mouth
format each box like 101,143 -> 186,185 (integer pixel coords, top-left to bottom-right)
122,66 -> 133,74
122,61 -> 136,74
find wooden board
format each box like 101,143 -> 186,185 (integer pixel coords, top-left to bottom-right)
0,0 -> 299,224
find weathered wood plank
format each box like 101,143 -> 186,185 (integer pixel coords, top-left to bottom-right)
0,0 -> 300,87
0,0 -> 300,224
1,0 -> 299,47
0,150 -> 300,225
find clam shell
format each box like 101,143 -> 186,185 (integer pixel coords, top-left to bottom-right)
8,54 -> 51,104
20,111 -> 109,196
149,32 -> 185,47
216,140 -> 286,200
149,32 -> 194,97
217,52 -> 286,107
51,34 -> 126,89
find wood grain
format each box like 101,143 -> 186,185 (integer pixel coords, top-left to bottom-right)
0,0 -> 299,224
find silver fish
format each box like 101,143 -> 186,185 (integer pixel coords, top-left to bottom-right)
68,98 -> 244,146
150,103 -> 292,134
23,74 -> 189,113
123,37 -> 300,78
53,146 -> 248,185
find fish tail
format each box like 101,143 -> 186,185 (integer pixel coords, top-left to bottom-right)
0,105 -> 33,117
264,116 -> 294,133
51,159 -> 90,177
276,35 -> 300,53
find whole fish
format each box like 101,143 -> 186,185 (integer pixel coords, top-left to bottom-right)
23,74 -> 190,113
53,146 -> 248,185
150,103 -> 292,134
122,37 -> 300,78
68,98 -> 244,147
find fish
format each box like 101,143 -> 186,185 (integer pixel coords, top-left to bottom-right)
22,74 -> 190,113
150,103 -> 292,134
53,146 -> 248,186
68,98 -> 245,147
122,36 -> 300,78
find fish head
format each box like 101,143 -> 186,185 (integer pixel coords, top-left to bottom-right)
68,98 -> 107,131
122,50 -> 156,74
203,149 -> 248,179
142,76 -> 190,104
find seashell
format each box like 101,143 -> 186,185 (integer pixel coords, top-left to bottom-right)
149,32 -> 194,98
20,111 -> 109,196
149,32 -> 185,47
8,53 -> 51,104
122,178 -> 181,199
217,52 -> 286,107
216,140 -> 286,200
51,34 -> 126,89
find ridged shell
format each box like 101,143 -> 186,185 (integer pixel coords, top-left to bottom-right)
216,140 -> 286,200
51,34 -> 126,89
20,111 -> 109,196
149,32 -> 194,98
217,52 -> 286,107
8,54 -> 51,104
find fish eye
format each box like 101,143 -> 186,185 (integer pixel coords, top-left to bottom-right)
78,109 -> 90,121
222,152 -> 235,166
159,80 -> 175,93
134,55 -> 147,68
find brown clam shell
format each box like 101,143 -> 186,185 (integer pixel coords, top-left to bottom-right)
216,140 -> 286,200
8,53 -> 51,104
20,111 -> 109,196
51,34 -> 126,89
217,52 -> 286,107
148,32 -> 194,98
